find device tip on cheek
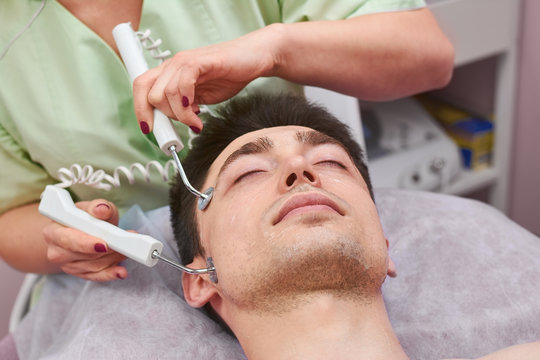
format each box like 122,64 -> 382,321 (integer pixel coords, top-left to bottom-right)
206,257 -> 218,283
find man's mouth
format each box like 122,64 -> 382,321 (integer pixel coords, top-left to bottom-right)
273,192 -> 344,225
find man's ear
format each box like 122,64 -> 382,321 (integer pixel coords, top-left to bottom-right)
182,257 -> 219,308
386,238 -> 397,278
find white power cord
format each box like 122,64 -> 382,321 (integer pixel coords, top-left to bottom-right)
55,160 -> 178,190
55,27 -> 214,190
136,29 -> 171,61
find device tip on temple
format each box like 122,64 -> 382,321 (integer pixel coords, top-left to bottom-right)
198,187 -> 214,210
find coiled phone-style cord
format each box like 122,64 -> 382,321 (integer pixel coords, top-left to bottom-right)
55,161 -> 178,191
55,29 -> 209,190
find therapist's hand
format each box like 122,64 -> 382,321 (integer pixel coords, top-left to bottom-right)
42,199 -> 128,282
132,24 -> 279,132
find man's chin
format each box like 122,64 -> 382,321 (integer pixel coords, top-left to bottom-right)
229,231 -> 388,314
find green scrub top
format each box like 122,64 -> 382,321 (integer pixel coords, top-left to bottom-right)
0,0 -> 425,215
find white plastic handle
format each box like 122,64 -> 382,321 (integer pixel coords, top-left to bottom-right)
112,22 -> 183,154
39,185 -> 163,267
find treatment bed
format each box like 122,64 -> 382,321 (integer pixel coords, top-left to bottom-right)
3,188 -> 540,359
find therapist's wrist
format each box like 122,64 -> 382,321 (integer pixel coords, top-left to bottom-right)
260,22 -> 288,78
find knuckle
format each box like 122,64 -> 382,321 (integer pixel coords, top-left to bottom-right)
133,74 -> 150,90
47,248 -> 64,264
148,91 -> 165,106
172,52 -> 186,62
164,83 -> 179,97
83,262 -> 106,273
42,224 -> 54,243
85,269 -> 114,282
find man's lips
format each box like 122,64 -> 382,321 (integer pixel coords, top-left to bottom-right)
273,192 -> 344,225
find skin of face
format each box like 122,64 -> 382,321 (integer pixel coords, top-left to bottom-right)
185,126 -> 394,313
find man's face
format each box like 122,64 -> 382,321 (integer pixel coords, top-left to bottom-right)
191,126 -> 390,312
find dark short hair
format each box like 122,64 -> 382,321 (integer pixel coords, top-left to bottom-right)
170,93 -> 372,266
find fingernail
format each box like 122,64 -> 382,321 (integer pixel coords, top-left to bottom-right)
140,121 -> 150,134
116,273 -> 125,280
190,126 -> 201,134
96,203 -> 110,210
94,243 -> 107,253
182,96 -> 189,108
195,110 -> 201,115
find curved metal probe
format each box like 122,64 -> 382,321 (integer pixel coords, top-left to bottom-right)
151,250 -> 216,279
169,145 -> 213,210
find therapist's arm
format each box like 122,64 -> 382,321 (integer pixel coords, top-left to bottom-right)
0,201 -> 128,281
0,204 -> 59,273
273,7 -> 454,100
134,7 -> 453,131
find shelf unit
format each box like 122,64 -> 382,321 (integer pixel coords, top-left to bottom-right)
307,0 -> 520,214
418,0 -> 520,213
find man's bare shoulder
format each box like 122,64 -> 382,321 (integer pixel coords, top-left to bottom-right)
444,341 -> 540,360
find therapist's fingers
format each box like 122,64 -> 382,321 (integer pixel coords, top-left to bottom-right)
81,265 -> 128,282
76,199 -> 120,226
61,255 -> 128,282
147,60 -> 178,119
172,63 -> 207,130
43,224 -> 108,257
164,66 -> 199,128
133,66 -> 163,133
134,62 -> 202,133
43,224 -> 128,281
150,62 -> 203,130
43,199 -> 119,259
42,197 -> 128,282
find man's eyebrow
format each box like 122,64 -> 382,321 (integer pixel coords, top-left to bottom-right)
217,136 -> 274,180
295,130 -> 342,147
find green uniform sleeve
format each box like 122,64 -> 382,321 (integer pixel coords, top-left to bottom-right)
0,119 -> 56,214
280,0 -> 426,22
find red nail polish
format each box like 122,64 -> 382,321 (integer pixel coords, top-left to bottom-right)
140,121 -> 150,134
190,126 -> 201,134
94,243 -> 107,253
195,110 -> 201,115
182,96 -> 189,107
116,274 -> 124,280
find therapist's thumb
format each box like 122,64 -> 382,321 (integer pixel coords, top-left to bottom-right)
76,199 -> 120,226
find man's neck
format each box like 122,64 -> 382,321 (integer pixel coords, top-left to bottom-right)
227,293 -> 408,360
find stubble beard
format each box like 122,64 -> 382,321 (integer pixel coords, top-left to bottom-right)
224,221 -> 388,315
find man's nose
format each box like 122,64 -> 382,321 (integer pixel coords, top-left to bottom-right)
280,156 -> 321,191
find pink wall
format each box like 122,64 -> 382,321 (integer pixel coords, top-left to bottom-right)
509,0 -> 540,236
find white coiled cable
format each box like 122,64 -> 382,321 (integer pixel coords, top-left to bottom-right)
55,160 -> 177,190
54,28 -> 214,191
135,29 -> 216,117
136,29 -> 171,62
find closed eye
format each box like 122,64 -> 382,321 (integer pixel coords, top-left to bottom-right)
314,160 -> 347,169
234,170 -> 265,184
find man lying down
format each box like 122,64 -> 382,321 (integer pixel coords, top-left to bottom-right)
169,94 -> 539,360
9,94 -> 539,359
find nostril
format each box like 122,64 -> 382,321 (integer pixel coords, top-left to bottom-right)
286,173 -> 297,187
303,171 -> 314,182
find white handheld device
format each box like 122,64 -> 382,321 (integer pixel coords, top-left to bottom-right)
39,185 -> 162,267
112,22 -> 183,154
36,24 -> 217,278
38,186 -> 217,279
112,22 -> 213,210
